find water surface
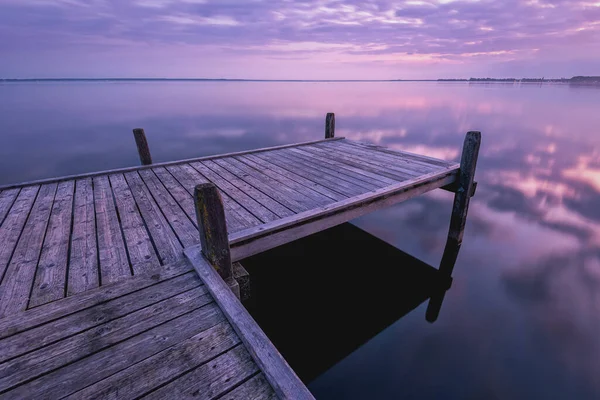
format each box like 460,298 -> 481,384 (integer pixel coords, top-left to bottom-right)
2,81 -> 600,399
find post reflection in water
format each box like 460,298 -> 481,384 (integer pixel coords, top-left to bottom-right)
2,82 -> 600,398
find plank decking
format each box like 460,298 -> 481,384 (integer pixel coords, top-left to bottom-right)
0,135 -> 467,399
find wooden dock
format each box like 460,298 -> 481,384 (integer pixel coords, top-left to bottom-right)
0,115 -> 480,399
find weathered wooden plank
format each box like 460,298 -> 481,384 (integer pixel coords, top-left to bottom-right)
67,178 -> 99,296
140,169 -> 199,248
288,146 -> 396,186
166,164 -> 259,232
237,154 -> 342,203
317,140 -> 440,177
29,181 -> 75,308
66,321 -> 240,400
325,112 -> 335,139
0,188 -> 19,225
0,186 -> 39,286
109,174 -> 161,274
124,171 -> 182,265
190,162 -> 280,223
0,271 -> 202,363
152,167 -> 199,227
144,344 -> 259,400
185,247 -> 314,400
253,151 -> 358,198
214,157 -> 310,213
297,145 -> 408,183
344,139 -> 455,167
201,159 -> 294,219
228,168 -> 459,262
0,183 -> 57,318
271,149 -> 380,192
93,175 -> 131,284
218,157 -> 317,212
0,287 -> 211,391
218,374 -> 277,400
0,137 -> 345,191
0,258 -> 193,339
4,304 -> 225,399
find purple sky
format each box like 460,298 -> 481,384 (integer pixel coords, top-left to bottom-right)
1,0 -> 599,79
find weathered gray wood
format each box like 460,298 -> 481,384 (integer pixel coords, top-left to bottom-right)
228,168 -> 459,262
0,138 -> 345,191
254,151 -> 359,198
93,175 -> 131,284
139,169 -> 199,248
238,153 -> 343,202
325,112 -> 335,138
344,139 -> 456,168
291,146 -> 398,185
133,128 -> 153,165
185,247 -> 314,400
0,287 -> 211,391
0,183 -> 57,318
0,271 -> 202,363
109,174 -> 160,274
29,180 -> 75,308
68,178 -> 99,296
0,258 -> 193,339
167,163 -> 260,231
124,171 -> 182,265
194,183 -> 233,281
191,162 -> 280,223
439,131 -> 481,276
219,373 -> 277,400
0,186 -> 39,286
144,344 -> 259,400
271,149 -> 379,192
214,157 -> 312,213
202,160 -> 295,218
0,188 -> 19,225
5,304 -> 225,399
287,147 -> 393,187
64,321 -> 239,400
152,167 -> 200,228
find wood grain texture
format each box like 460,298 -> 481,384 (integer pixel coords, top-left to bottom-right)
67,178 -> 99,296
0,186 -> 39,288
109,174 -> 161,274
124,171 -> 182,265
0,258 -> 193,340
0,287 -> 211,391
93,175 -> 131,284
133,128 -> 153,165
0,189 -> 19,225
325,112 -> 335,139
139,169 -> 199,248
0,183 -> 57,318
185,247 -> 314,400
29,180 -> 75,307
342,139 -> 456,168
218,374 -> 277,400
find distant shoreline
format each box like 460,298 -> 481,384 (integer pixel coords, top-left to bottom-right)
1,76 -> 598,85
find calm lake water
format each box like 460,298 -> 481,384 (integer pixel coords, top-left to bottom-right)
2,81 -> 600,399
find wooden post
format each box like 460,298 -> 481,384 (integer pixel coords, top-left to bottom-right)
194,183 -> 233,281
438,131 -> 481,276
132,128 -> 153,165
325,113 -> 335,138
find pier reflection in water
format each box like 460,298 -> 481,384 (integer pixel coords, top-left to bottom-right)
242,222 -> 456,383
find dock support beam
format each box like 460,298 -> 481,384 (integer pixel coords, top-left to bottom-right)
194,183 -> 240,298
325,113 -> 335,138
132,128 -> 153,165
427,131 -> 480,322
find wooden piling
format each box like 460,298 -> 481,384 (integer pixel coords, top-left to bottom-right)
132,128 -> 153,165
194,183 -> 233,281
325,113 -> 335,139
438,131 -> 481,276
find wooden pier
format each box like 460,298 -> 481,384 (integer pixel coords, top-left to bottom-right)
0,115 -> 480,399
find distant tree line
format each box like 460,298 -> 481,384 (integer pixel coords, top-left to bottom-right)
437,76 -> 600,84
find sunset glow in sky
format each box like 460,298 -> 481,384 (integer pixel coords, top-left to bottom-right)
1,0 -> 599,79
